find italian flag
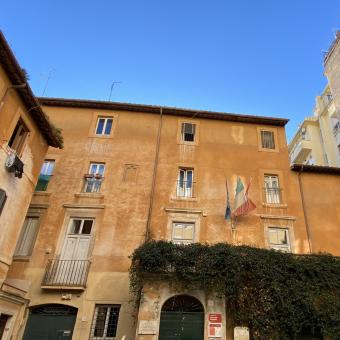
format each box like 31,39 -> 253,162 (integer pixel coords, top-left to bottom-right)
232,177 -> 256,218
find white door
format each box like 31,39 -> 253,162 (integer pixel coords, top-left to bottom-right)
55,219 -> 93,285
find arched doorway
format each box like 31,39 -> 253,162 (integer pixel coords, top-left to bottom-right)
23,304 -> 77,340
159,295 -> 204,340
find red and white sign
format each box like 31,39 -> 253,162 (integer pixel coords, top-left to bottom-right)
209,323 -> 222,337
209,313 -> 222,323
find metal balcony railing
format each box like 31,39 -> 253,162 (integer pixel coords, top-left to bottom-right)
42,259 -> 91,288
264,187 -> 282,204
176,180 -> 196,198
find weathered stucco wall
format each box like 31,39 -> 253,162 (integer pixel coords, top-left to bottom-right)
6,101 -> 340,340
296,171 -> 340,255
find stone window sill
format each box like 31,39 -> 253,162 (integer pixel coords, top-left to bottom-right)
74,193 -> 104,199
34,191 -> 52,197
262,203 -> 288,209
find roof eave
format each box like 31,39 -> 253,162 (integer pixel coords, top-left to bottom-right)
38,97 -> 289,127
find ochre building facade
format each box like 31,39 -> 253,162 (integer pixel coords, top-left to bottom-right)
1,30 -> 340,340
0,31 -> 62,340
5,97 -> 339,340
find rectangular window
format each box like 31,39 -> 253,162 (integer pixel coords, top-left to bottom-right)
181,123 -> 196,142
264,175 -> 281,204
261,130 -> 275,149
14,217 -> 39,257
35,160 -> 55,191
8,119 -> 29,155
172,222 -> 195,245
0,189 -> 7,216
69,218 -> 93,235
268,228 -> 290,252
90,305 -> 120,339
95,117 -> 113,136
177,168 -> 194,197
84,163 -> 105,193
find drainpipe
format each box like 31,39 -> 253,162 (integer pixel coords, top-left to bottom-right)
297,165 -> 313,253
145,107 -> 163,242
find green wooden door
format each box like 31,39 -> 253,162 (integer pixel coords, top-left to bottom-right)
23,305 -> 77,340
159,311 -> 204,340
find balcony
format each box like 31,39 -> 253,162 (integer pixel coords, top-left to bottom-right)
176,180 -> 196,198
42,259 -> 91,290
290,140 -> 312,164
263,187 -> 282,205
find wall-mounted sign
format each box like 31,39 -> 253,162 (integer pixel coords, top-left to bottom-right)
138,320 -> 157,334
208,313 -> 222,323
234,326 -> 249,340
208,323 -> 222,337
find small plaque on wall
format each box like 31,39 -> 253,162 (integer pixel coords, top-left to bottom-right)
234,326 -> 249,340
138,320 -> 157,334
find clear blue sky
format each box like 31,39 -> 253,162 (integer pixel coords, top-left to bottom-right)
1,1 -> 339,140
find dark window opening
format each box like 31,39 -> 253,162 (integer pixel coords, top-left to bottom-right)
181,123 -> 196,142
8,119 -> 29,155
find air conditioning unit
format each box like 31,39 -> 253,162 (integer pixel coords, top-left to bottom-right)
5,152 -> 24,178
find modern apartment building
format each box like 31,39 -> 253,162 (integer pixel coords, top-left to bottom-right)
0,31 -> 62,340
289,32 -> 340,166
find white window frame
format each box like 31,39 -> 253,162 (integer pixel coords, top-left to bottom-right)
172,222 -> 195,245
177,168 -> 194,198
67,218 -> 94,236
14,216 -> 39,257
261,130 -> 275,150
181,122 -> 196,142
40,160 -> 55,175
268,227 -> 291,252
95,117 -> 113,136
84,163 -> 105,193
264,174 -> 281,204
90,305 -> 121,340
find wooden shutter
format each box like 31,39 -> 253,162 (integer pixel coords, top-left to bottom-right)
15,217 -> 39,256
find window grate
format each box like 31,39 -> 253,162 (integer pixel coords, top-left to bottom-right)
90,305 -> 120,339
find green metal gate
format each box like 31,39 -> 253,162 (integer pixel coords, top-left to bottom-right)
158,295 -> 204,340
23,304 -> 77,340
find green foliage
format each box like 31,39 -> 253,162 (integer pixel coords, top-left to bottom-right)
129,241 -> 340,339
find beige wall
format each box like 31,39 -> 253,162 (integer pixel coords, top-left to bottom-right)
296,171 -> 340,255
7,103 -> 319,339
0,65 -> 50,340
0,65 -> 48,281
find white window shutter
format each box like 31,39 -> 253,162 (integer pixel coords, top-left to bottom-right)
15,218 -> 39,256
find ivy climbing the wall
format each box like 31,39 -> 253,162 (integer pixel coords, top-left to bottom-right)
129,241 -> 340,339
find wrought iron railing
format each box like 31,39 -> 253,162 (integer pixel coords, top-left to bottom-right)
176,180 -> 196,198
42,259 -> 91,288
263,187 -> 282,204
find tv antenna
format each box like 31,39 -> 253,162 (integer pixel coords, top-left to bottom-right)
108,81 -> 122,101
41,68 -> 54,97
